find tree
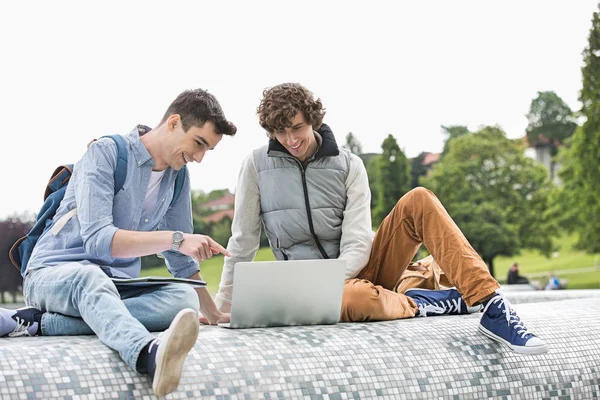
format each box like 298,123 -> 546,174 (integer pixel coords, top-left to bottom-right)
441,125 -> 470,157
372,134 -> 411,227
343,132 -> 363,156
526,91 -> 577,155
211,217 -> 233,248
422,126 -> 555,277
142,188 -> 232,270
363,154 -> 380,213
525,91 -> 578,181
410,152 -> 429,188
0,215 -> 34,302
206,189 -> 231,202
556,6 -> 600,252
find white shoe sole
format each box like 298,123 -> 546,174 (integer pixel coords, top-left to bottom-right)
152,309 -> 199,396
478,324 -> 549,355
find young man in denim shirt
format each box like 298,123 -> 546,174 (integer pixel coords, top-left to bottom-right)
0,89 -> 236,396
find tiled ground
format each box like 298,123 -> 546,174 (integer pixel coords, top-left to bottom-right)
1,292 -> 599,399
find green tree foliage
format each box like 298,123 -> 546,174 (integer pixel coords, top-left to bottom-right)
372,134 -> 411,227
410,152 -> 429,188
526,91 -> 577,157
141,188 -> 234,270
206,189 -> 230,202
364,154 -> 380,212
422,126 -> 556,277
211,217 -> 233,248
441,125 -> 470,157
0,215 -> 34,302
192,190 -> 231,217
192,213 -> 210,236
343,132 -> 363,155
556,6 -> 600,252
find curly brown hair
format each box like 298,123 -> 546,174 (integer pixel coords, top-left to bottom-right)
257,83 -> 326,135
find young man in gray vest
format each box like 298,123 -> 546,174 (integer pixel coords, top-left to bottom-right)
215,82 -> 548,355
0,89 -> 236,396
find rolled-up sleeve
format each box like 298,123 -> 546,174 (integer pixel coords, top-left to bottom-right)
74,140 -> 120,263
158,167 -> 200,278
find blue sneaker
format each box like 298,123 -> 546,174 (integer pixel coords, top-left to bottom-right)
0,307 -> 43,337
144,308 -> 199,396
404,288 -> 483,317
479,292 -> 548,355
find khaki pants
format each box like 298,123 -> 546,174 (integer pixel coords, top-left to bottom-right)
340,187 -> 500,322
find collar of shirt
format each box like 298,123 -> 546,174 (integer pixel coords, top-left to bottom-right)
127,125 -> 155,168
302,131 -> 323,167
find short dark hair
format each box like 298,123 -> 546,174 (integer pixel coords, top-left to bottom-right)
160,89 -> 237,136
257,83 -> 326,135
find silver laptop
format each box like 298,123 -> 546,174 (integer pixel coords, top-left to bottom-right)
219,259 -> 346,329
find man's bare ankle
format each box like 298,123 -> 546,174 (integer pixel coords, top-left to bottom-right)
478,293 -> 497,305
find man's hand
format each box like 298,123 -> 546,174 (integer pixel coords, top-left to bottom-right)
189,273 -> 230,327
179,234 -> 231,262
219,301 -> 232,313
199,312 -> 230,325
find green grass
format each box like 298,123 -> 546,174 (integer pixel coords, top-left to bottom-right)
141,247 -> 276,294
494,234 -> 600,289
142,234 -> 600,293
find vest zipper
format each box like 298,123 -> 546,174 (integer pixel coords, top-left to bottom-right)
296,160 -> 329,259
277,238 -> 289,260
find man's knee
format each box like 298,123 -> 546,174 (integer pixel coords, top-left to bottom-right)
73,266 -> 117,292
342,278 -> 418,322
390,187 -> 439,216
341,279 -> 381,322
166,284 -> 199,313
403,187 -> 435,203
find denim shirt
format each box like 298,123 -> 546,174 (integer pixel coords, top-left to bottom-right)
26,125 -> 199,279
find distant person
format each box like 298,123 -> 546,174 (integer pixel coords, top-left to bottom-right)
507,262 -> 530,285
0,89 -> 236,396
545,273 -> 562,290
215,82 -> 548,355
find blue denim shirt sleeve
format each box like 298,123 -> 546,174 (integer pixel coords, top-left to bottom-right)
73,139 -> 120,263
158,167 -> 200,278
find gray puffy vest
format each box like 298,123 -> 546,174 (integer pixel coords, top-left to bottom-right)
253,124 -> 351,261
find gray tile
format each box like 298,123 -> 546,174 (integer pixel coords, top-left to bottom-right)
1,294 -> 599,399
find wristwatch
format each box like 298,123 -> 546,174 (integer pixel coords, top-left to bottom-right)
171,231 -> 185,252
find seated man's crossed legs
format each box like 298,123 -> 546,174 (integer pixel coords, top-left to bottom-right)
341,187 -> 548,355
0,264 -> 201,396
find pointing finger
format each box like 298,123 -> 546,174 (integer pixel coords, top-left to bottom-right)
208,238 -> 231,257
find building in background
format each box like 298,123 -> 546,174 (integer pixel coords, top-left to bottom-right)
523,135 -> 562,185
201,192 -> 235,223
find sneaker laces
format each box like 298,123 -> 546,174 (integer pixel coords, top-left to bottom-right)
482,291 -> 531,339
8,317 -> 33,338
417,298 -> 461,317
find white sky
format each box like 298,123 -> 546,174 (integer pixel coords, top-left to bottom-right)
0,1 -> 596,219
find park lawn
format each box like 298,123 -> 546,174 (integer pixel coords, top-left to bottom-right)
494,234 -> 600,289
556,270 -> 600,289
142,234 -> 600,293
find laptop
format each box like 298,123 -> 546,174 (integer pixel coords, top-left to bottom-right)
218,259 -> 346,329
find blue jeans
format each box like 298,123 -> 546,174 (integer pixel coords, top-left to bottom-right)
23,262 -> 199,370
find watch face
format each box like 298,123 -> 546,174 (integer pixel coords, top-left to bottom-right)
173,231 -> 184,242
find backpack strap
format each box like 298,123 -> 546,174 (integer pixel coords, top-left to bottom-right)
100,134 -> 184,204
43,165 -> 74,200
101,135 -> 128,194
171,165 -> 187,206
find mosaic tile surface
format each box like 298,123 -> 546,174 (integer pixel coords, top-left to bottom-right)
1,292 -> 599,399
